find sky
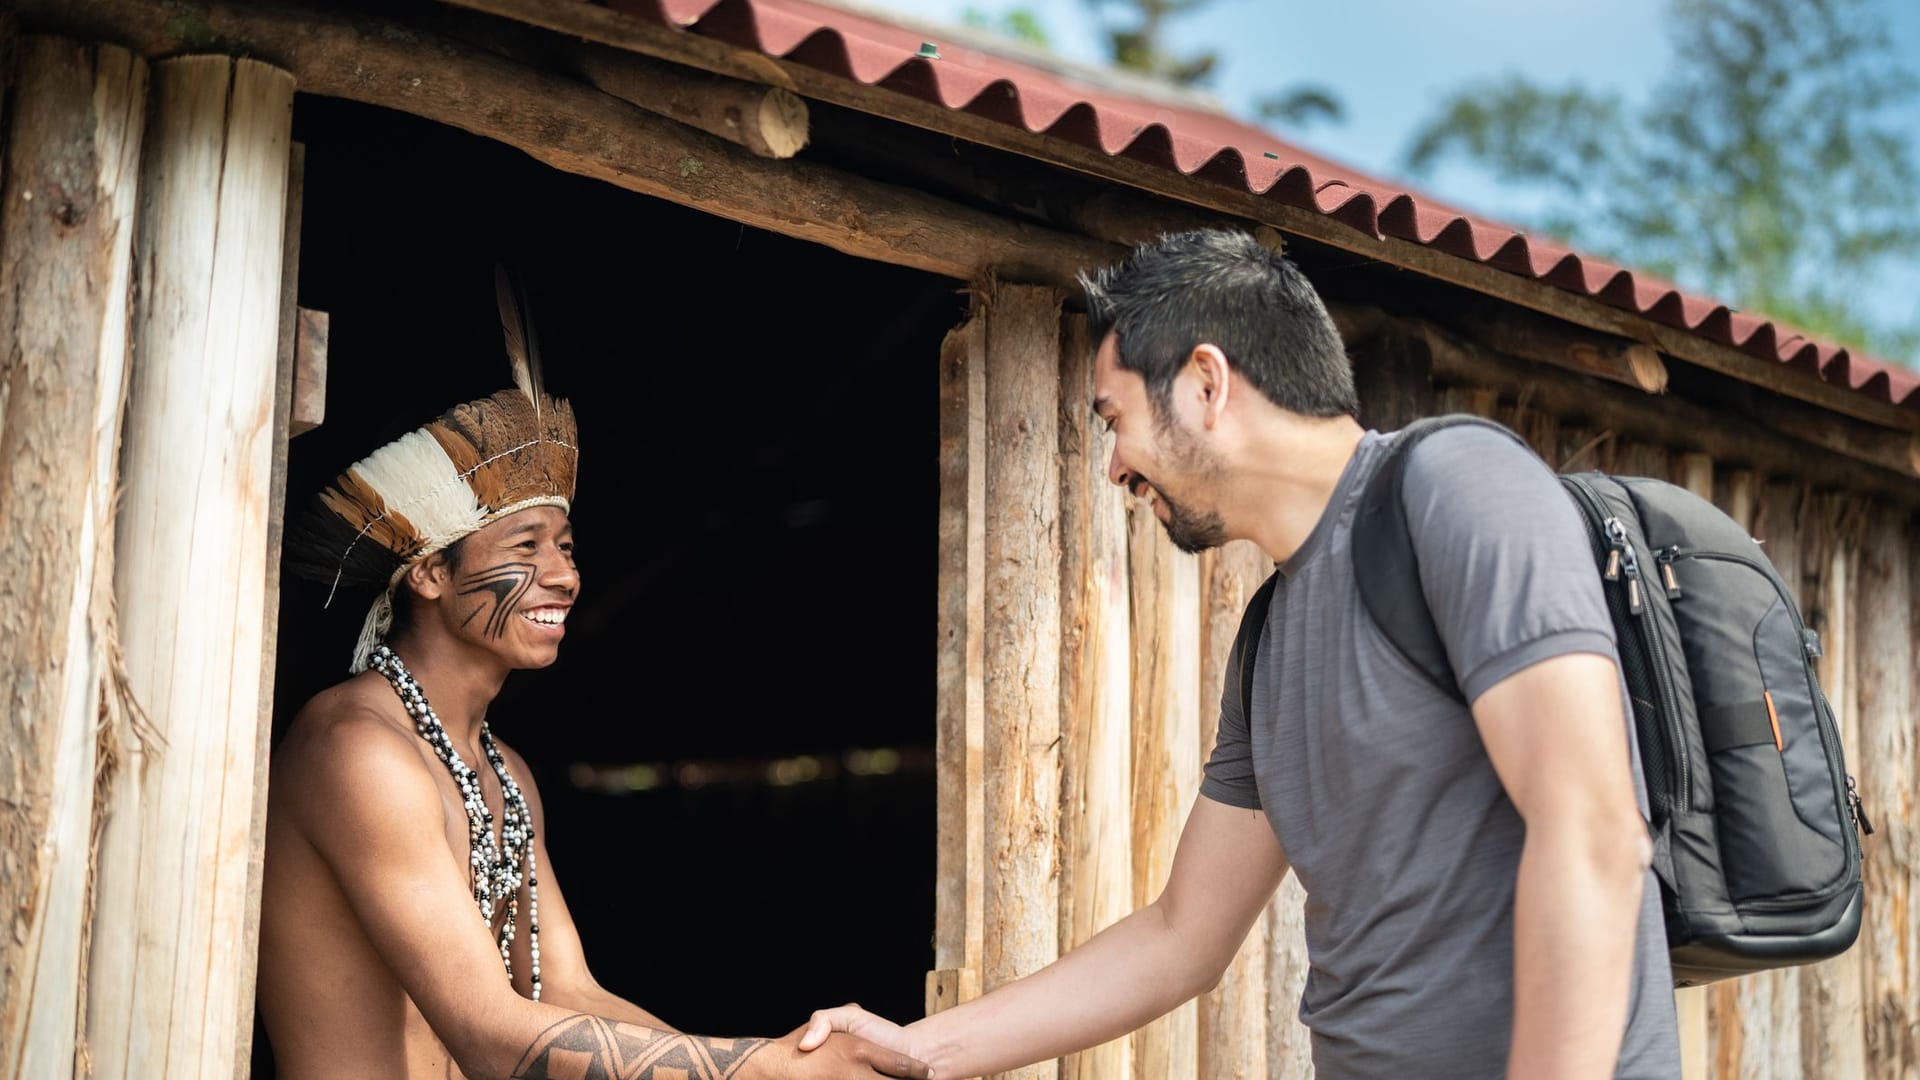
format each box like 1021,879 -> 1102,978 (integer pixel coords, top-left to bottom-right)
858,0 -> 1920,356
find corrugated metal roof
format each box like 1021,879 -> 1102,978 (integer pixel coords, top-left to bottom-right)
604,0 -> 1920,410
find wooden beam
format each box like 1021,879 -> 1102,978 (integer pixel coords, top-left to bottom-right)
231,139 -> 304,1080
290,307 -> 327,437
575,44 -> 807,159
0,35 -> 146,1078
1056,316 -> 1133,1080
1127,504 -> 1202,1080
980,284 -> 1064,1080
934,317 -> 987,1003
1797,498 -> 1868,1079
87,54 -> 293,1080
429,0 -> 1917,431
1855,503 -> 1913,1076
1196,542 -> 1273,1080
1336,304 -> 1920,504
1265,875 -> 1313,1077
17,0 -> 1121,291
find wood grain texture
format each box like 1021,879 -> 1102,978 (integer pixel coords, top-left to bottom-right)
0,35 -> 146,1079
1056,315 -> 1133,1080
980,285 -> 1064,1080
87,54 -> 292,1080
1126,503 -> 1201,1080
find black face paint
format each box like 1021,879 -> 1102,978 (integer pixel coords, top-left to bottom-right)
456,561 -> 536,639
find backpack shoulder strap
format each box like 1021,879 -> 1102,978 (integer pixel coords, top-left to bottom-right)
1351,415 -> 1530,706
1234,571 -> 1280,732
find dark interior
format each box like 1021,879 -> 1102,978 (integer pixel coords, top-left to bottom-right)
259,92 -> 957,1072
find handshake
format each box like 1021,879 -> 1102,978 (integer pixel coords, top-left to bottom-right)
757,1002 -> 929,1080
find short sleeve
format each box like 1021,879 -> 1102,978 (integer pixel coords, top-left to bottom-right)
1200,627 -> 1262,810
1401,426 -> 1618,704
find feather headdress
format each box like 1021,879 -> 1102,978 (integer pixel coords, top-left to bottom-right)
287,268 -> 580,672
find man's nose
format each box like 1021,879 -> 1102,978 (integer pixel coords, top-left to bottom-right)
1107,447 -> 1131,490
542,552 -> 580,594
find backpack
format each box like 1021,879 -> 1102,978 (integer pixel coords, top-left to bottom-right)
1230,415 -> 1870,986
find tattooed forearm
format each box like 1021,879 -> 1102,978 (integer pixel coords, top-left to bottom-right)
456,561 -> 535,639
512,1015 -> 768,1079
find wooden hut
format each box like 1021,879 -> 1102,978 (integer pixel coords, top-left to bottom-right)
1,1 -> 1914,1077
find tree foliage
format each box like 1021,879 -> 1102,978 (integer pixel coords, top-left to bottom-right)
1405,0 -> 1920,360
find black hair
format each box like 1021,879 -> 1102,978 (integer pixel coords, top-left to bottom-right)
1079,229 -> 1357,419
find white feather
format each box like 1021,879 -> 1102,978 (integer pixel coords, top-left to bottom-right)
351,429 -> 484,552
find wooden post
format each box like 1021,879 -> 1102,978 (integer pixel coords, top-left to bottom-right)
980,285 -> 1064,1080
86,55 -> 294,1079
1702,467 -> 1778,1080
1748,482 -> 1806,1078
1797,495 -> 1867,1079
1854,502 -> 1912,1076
1196,542 -> 1274,1080
1649,440 -> 1707,1080
1128,505 -> 1202,1080
1056,317 -> 1133,1080
932,316 -> 988,1014
0,36 -> 147,1079
229,141 -> 305,1078
1265,874 -> 1312,1079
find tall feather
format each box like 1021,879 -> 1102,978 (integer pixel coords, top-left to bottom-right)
495,263 -> 544,406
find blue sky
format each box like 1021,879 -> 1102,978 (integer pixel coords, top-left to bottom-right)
860,0 -> 1920,354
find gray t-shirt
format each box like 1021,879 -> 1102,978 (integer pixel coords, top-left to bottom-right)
1201,426 -> 1681,1079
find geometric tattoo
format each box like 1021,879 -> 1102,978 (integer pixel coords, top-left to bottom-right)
456,561 -> 535,639
511,1015 -> 767,1079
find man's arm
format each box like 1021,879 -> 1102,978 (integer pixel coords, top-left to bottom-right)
801,795 -> 1287,1077
493,740 -> 675,1031
293,710 -> 925,1080
1472,652 -> 1651,1080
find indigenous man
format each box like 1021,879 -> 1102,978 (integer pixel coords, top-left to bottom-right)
802,230 -> 1681,1078
259,290 -> 927,1080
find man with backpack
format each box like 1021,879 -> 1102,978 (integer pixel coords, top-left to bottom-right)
801,229 -> 1683,1077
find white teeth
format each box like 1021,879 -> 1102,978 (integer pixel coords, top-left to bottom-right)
521,608 -> 568,626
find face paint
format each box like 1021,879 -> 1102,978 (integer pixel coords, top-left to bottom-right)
455,561 -> 537,640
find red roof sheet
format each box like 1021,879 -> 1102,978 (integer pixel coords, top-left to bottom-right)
603,0 -> 1919,411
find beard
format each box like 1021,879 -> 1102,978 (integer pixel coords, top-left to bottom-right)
1154,486 -> 1229,554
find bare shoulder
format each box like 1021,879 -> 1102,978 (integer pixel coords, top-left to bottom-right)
275,675 -> 441,830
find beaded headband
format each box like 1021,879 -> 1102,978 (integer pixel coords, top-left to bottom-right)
286,269 -> 579,672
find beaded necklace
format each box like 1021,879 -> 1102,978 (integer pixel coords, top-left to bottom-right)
370,643 -> 541,1000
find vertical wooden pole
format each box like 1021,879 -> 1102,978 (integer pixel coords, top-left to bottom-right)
87,55 -> 294,1080
1672,453 -> 1713,1080
981,285 -> 1064,1080
1196,542 -> 1273,1080
1265,875 -> 1312,1079
1127,504 -> 1202,1080
0,36 -> 147,1080
230,140 -> 304,1078
1056,316 -> 1133,1080
1798,495 -> 1867,1079
932,316 -> 987,1013
1750,481 -> 1806,1078
1855,502 -> 1912,1077
1703,468 -> 1776,1080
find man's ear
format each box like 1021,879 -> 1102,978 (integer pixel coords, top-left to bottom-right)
1189,344 -> 1232,429
405,551 -> 452,601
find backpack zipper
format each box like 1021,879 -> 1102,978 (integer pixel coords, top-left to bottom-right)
1655,546 -> 1683,599
1568,478 -> 1691,814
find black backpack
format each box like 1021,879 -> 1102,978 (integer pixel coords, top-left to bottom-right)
1232,415 -> 1870,986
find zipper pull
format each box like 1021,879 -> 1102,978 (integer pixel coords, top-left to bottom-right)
1603,518 -> 1628,581
1847,775 -> 1875,837
1622,551 -> 1645,616
1656,546 -> 1683,600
